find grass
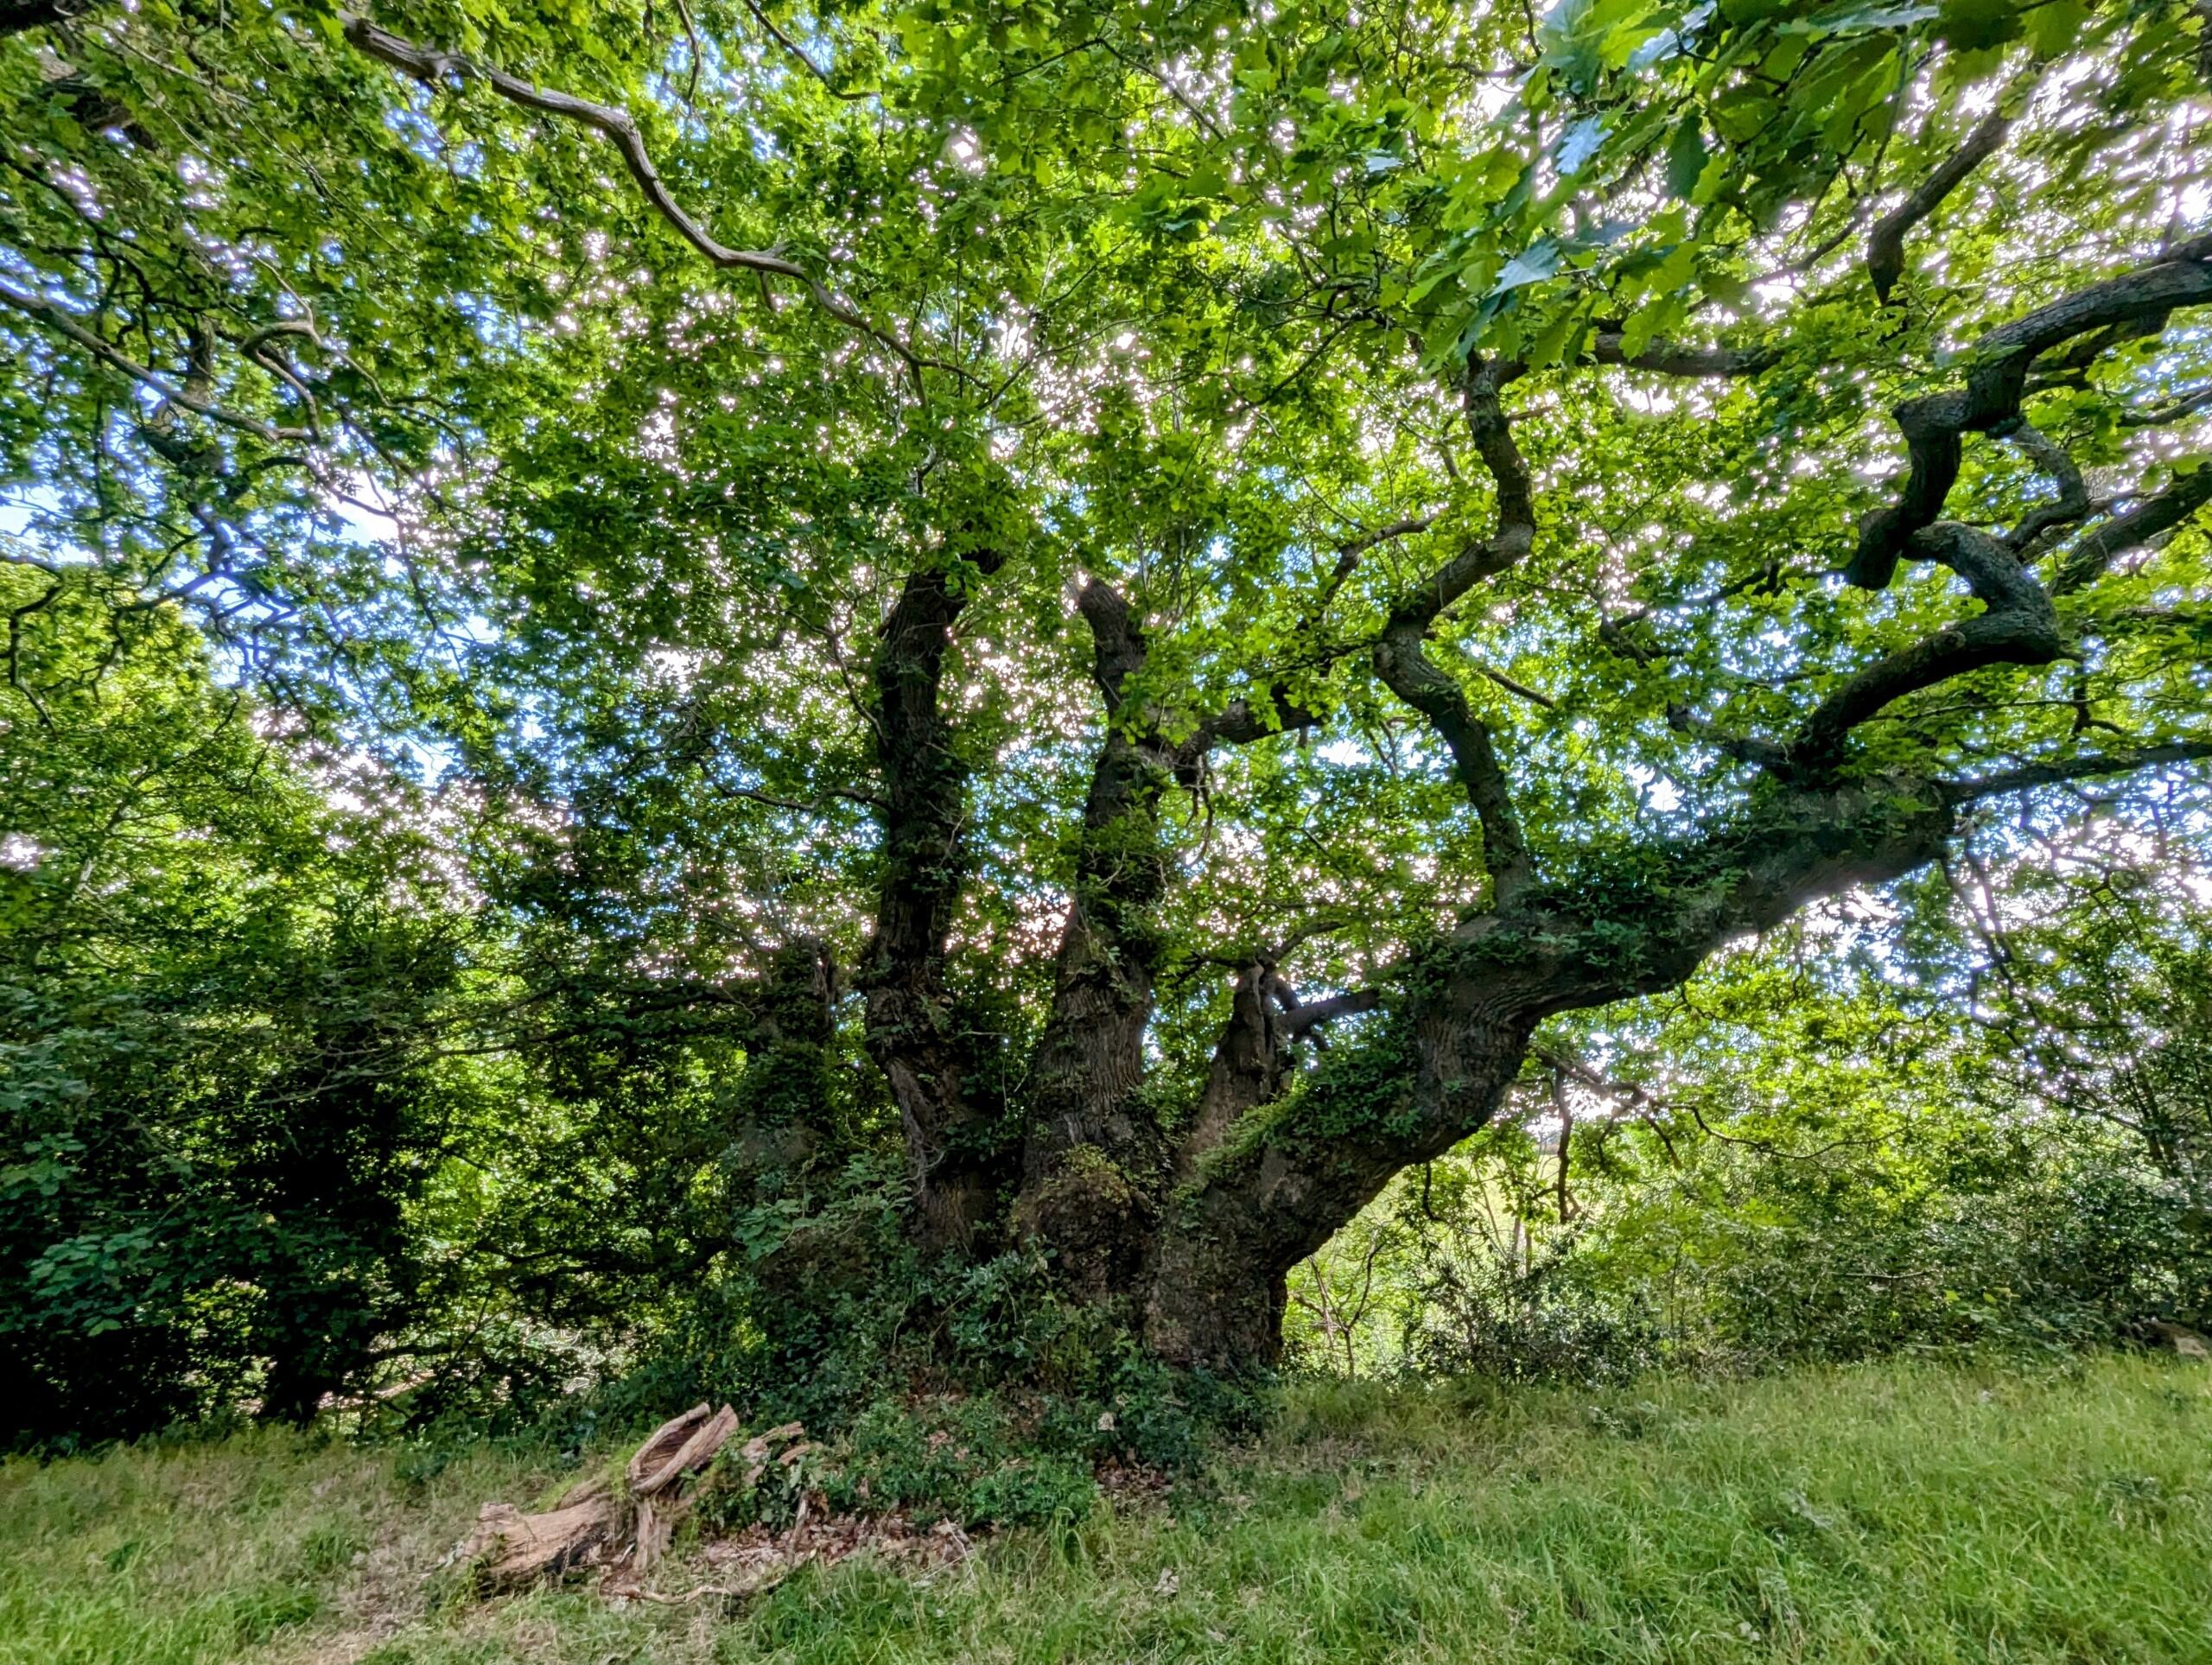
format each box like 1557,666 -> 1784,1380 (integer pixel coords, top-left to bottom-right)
3,1355 -> 2209,1663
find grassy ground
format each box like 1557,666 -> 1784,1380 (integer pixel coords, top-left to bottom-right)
3,1356 -> 2209,1664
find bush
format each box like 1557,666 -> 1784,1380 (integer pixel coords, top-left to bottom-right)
695,1395 -> 1096,1533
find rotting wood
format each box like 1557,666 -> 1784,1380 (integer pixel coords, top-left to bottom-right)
450,1401 -> 743,1593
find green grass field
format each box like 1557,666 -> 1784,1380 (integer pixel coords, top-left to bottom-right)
4,1356 -> 2209,1664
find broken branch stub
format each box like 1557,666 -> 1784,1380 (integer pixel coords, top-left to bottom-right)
632,1404 -> 740,1497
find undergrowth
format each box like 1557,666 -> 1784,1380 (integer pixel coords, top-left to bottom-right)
4,1354 -> 2210,1663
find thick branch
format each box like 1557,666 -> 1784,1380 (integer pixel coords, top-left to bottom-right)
2052,467 -> 2212,595
1867,105 -> 2016,304
1851,232 -> 2212,590
1793,521 -> 2062,769
1370,631 -> 1535,888
860,550 -> 1010,1249
1146,723 -> 2212,1367
1666,702 -> 1792,772
1281,987 -> 1382,1036
1207,687 -> 1325,745
1371,359 -> 1537,899
1015,579 -> 1209,1287
1147,777 -> 1963,1365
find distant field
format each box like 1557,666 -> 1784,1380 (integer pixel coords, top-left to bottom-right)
4,1356 -> 2209,1664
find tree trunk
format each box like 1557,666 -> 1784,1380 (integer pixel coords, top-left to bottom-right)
1141,779 -> 1960,1367
1144,1000 -> 1536,1366
859,556 -> 1018,1253
1015,581 -> 1207,1294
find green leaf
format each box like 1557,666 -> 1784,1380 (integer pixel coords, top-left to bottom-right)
1664,113 -> 1708,200
1937,0 -> 2024,51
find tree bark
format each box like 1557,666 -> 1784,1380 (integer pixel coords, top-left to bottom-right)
859,556 -> 1016,1253
0,0 -> 97,35
1014,581 -> 1204,1294
721,936 -> 838,1184
1142,778 -> 1961,1366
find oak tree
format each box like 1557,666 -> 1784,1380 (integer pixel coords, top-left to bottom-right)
4,0 -> 2209,1370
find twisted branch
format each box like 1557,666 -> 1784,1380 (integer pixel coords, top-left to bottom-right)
1794,521 -> 2062,772
340,13 -> 941,385
1851,232 -> 2212,590
1371,358 -> 1537,899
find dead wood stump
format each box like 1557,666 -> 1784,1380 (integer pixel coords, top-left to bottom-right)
452,1401 -> 748,1593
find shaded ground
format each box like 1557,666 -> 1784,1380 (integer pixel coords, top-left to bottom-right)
4,1356 -> 2209,1664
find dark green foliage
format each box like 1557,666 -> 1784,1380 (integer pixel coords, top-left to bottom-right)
4,0 -> 2212,1453
1375,1124 -> 2208,1383
1289,888 -> 2212,1382
0,575 -> 480,1446
690,1352 -> 1266,1534
699,1396 -> 1096,1533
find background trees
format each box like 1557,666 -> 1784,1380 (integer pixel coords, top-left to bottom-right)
3,0 -> 2211,1438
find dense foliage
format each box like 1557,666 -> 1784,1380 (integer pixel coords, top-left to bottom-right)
3,0 -> 2211,1445
1287,866 -> 2212,1378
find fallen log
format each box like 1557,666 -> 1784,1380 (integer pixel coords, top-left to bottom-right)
454,1490 -> 619,1592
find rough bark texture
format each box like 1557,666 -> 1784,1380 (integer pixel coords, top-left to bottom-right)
1088,234 -> 2210,1365
323,11 -> 2212,1375
864,234 -> 2212,1368
1850,233 -> 2212,589
1141,780 -> 1961,1365
1866,102 -> 2018,304
0,0 -> 95,34
722,937 -> 839,1183
1014,581 -> 1206,1293
859,556 -> 1015,1253
454,1402 -> 741,1592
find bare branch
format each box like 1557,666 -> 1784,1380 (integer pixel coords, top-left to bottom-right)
1472,659 -> 1557,710
736,0 -> 876,100
2120,384 -> 2212,428
1092,36 -> 1226,141
1281,987 -> 1383,1037
1998,416 -> 2090,552
1281,513 -> 1439,645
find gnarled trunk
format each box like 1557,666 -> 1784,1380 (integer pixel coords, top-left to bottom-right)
1138,779 -> 1960,1367
859,555 -> 1018,1253
1014,581 -> 1199,1293
851,232 -> 2212,1367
